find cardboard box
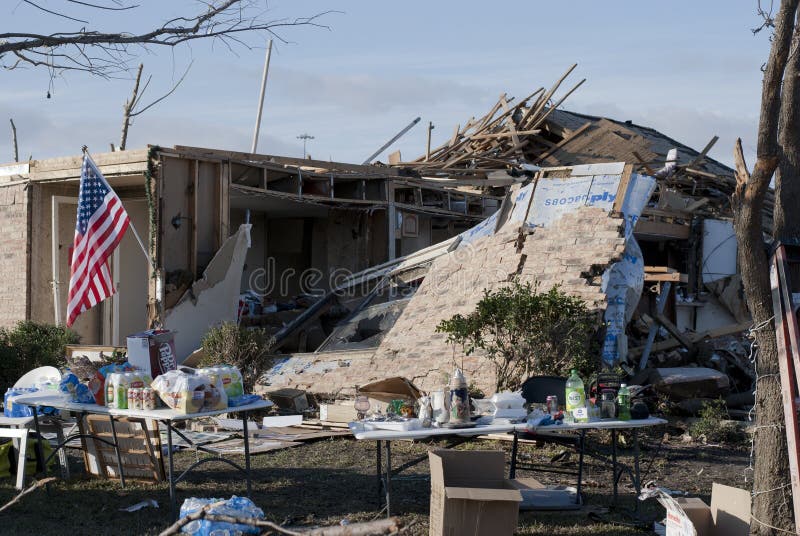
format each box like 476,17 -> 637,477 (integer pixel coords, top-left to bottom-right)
429,450 -> 522,536
658,483 -> 750,536
267,388 -> 309,412
319,403 -> 358,423
126,330 -> 177,379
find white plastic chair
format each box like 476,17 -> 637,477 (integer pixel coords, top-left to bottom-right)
0,422 -> 30,489
6,366 -> 70,479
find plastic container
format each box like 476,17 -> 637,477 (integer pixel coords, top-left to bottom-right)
617,384 -> 631,421
368,418 -> 422,432
565,369 -> 587,423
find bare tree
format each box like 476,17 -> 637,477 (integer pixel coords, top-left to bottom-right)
119,62 -> 192,150
732,0 -> 799,533
0,1 -> 331,79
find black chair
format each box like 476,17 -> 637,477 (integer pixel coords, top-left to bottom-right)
509,375 -> 584,506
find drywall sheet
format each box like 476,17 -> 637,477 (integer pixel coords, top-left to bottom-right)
702,219 -> 737,284
164,224 -> 252,361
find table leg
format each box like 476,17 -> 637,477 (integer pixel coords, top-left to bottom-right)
384,440 -> 392,518
509,431 -> 518,479
576,430 -> 585,505
108,416 -> 126,488
633,429 -> 641,514
166,422 -> 176,519
242,413 -> 252,498
611,429 -> 618,505
53,418 -> 69,480
32,411 -> 46,476
376,440 -> 382,508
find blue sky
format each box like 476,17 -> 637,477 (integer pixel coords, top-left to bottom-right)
0,1 -> 771,168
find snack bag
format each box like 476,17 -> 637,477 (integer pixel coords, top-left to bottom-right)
217,366 -> 244,399
151,369 -> 225,414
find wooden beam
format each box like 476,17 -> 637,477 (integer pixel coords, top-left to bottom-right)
612,163 -> 634,214
535,122 -> 592,162
644,273 -> 688,283
688,135 -> 719,167
634,219 -> 691,240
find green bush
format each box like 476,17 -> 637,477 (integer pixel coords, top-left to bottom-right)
436,281 -> 600,391
0,321 -> 79,392
689,399 -> 746,444
200,322 -> 275,391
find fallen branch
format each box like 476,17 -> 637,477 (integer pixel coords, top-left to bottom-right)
160,509 -> 404,536
0,477 -> 57,514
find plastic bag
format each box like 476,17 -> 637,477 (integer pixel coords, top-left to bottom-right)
151,369 -> 226,414
197,366 -> 244,400
59,372 -> 95,404
228,394 -> 262,408
4,387 -> 37,417
179,496 -> 264,535
90,362 -> 135,405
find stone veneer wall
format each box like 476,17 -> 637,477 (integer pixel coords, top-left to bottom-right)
259,206 -> 625,397
0,183 -> 30,327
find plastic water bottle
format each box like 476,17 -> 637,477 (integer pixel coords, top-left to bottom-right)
617,383 -> 631,421
565,369 -> 587,423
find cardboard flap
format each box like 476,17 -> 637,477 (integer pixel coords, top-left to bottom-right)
358,377 -> 421,402
710,483 -> 750,536
429,449 -> 506,483
445,486 -> 522,503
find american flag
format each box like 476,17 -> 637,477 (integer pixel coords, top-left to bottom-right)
66,154 -> 130,327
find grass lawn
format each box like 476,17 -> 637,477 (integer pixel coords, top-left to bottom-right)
0,429 -> 749,535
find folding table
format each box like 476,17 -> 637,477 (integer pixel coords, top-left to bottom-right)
349,422 -> 527,516
513,416 -> 668,508
14,393 -> 272,517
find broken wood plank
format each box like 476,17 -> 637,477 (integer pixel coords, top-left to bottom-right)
629,321 -> 752,357
684,197 -> 710,212
688,135 -> 719,167
634,219 -> 691,240
655,313 -> 694,350
612,163 -> 634,214
645,273 -> 688,283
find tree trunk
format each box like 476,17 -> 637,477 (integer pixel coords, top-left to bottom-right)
776,7 -> 800,241
733,1 -> 799,533
120,63 -> 143,151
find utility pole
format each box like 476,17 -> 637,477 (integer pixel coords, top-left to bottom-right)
297,133 -> 314,159
251,39 -> 273,154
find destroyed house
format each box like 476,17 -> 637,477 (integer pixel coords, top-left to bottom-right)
259,97 -> 753,397
0,145 -> 501,359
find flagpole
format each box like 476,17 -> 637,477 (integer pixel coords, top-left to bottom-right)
81,146 -> 152,267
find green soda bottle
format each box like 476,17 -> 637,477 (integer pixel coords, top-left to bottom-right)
617,383 -> 631,421
565,369 -> 587,423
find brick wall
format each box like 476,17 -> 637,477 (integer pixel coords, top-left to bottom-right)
0,183 -> 30,327
260,206 -> 625,397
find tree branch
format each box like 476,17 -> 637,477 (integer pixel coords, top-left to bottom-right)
0,477 -> 57,513
0,1 -> 335,78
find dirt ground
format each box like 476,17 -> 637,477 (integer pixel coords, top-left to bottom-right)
0,422 -> 750,535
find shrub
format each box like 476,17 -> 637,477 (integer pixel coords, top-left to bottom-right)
436,281 -> 599,391
199,322 -> 275,391
0,321 -> 79,391
689,399 -> 746,444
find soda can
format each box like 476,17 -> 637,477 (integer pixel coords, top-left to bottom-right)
127,388 -> 142,410
142,387 -> 157,410
546,395 -> 559,416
